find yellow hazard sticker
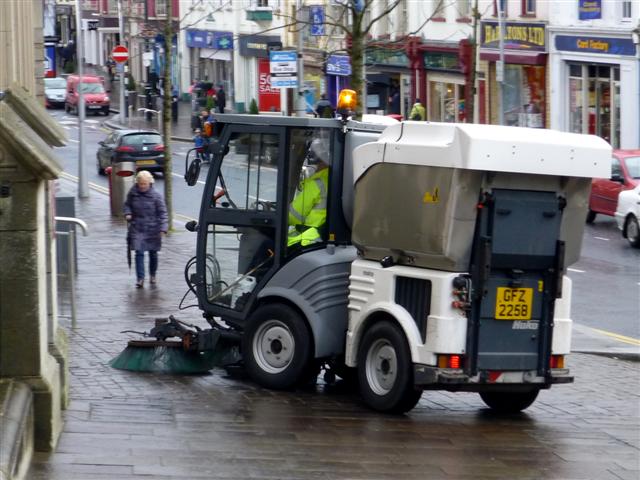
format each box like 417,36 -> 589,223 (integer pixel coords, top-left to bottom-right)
423,187 -> 439,204
538,280 -> 544,292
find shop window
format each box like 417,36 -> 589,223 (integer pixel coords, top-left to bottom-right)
501,64 -> 545,128
428,81 -> 465,123
568,63 -> 620,148
521,0 -> 536,16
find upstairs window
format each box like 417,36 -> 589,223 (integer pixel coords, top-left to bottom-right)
493,0 -> 507,17
622,1 -> 632,20
522,0 -> 536,16
457,0 -> 471,19
155,0 -> 167,17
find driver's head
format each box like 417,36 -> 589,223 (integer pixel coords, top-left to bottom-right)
307,138 -> 330,168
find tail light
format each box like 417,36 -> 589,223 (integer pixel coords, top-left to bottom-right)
437,354 -> 462,369
153,144 -> 165,152
115,146 -> 135,152
550,355 -> 565,369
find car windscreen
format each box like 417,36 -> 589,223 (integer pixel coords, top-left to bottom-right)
625,156 -> 640,179
79,82 -> 105,94
121,134 -> 162,146
45,78 -> 66,89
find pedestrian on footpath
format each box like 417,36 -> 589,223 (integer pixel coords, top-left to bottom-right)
193,128 -> 208,163
216,84 -> 226,113
409,98 -> 426,121
123,171 -> 168,288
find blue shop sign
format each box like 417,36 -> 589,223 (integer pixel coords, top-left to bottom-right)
186,29 -> 233,50
326,54 -> 351,76
555,35 -> 636,56
578,0 -> 601,20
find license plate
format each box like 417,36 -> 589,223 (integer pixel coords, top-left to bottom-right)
136,160 -> 156,165
495,287 -> 533,320
88,105 -> 101,109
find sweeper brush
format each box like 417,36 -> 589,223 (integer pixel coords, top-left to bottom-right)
110,316 -> 241,374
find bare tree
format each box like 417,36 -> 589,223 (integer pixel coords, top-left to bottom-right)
162,1 -> 174,230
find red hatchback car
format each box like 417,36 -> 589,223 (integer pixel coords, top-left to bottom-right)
587,149 -> 640,223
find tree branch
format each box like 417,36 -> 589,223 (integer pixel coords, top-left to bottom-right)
363,0 -> 402,35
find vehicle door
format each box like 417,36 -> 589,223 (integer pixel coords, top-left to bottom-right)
98,132 -> 118,164
196,125 -> 287,324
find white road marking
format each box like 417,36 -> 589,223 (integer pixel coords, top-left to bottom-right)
170,171 -> 206,185
68,139 -> 79,143
567,268 -> 585,273
594,236 -> 610,241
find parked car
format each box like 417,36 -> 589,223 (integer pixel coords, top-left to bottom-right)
614,185 -> 640,248
96,130 -> 164,175
44,77 -> 67,108
65,75 -> 110,116
587,149 -> 640,222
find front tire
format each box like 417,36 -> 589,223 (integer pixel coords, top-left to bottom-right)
242,304 -> 312,390
479,390 -> 539,413
357,321 -> 422,414
625,215 -> 640,248
586,209 -> 597,223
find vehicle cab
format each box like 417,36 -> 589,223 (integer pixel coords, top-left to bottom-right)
64,75 -> 110,116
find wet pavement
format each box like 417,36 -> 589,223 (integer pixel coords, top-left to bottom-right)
25,174 -> 640,479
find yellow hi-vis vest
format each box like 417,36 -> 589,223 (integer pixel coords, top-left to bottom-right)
287,167 -> 329,247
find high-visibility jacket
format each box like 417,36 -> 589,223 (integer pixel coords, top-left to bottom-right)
409,102 -> 426,121
288,167 -> 329,247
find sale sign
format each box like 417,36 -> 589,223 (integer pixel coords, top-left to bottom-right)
258,58 -> 280,112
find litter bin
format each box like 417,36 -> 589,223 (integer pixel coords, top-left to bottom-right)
107,161 -> 136,217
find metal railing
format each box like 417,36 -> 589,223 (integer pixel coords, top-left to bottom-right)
55,216 -> 89,328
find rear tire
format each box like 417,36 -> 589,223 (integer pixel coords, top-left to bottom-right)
357,321 -> 422,414
625,215 -> 640,248
97,157 -> 105,175
242,304 -> 312,390
586,209 -> 597,223
479,390 -> 539,413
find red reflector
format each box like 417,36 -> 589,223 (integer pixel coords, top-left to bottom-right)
449,355 -> 461,369
550,355 -> 564,369
153,144 -> 165,151
116,146 -> 135,152
488,371 -> 501,382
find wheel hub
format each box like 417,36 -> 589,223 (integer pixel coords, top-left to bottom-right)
365,339 -> 398,395
253,320 -> 295,373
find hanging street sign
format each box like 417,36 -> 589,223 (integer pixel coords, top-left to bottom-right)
111,45 -> 129,63
310,6 -> 325,36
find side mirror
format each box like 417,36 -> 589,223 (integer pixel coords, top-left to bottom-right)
611,173 -> 624,183
185,158 -> 201,186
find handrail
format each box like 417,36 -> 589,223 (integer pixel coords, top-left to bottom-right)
55,216 -> 89,236
55,216 -> 88,328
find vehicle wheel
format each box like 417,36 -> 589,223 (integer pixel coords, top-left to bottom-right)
97,157 -> 105,175
242,303 -> 312,390
357,321 -> 422,414
479,390 -> 539,413
586,209 -> 597,223
625,215 -> 640,248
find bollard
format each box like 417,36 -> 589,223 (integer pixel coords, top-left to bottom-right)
109,162 -> 136,217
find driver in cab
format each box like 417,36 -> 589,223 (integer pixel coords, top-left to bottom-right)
288,139 -> 330,247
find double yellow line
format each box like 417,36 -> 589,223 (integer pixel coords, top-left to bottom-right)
590,328 -> 640,346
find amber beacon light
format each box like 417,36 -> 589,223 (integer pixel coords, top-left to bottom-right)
337,89 -> 356,116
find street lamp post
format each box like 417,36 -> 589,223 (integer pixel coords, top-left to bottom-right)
497,0 -> 506,126
75,0 -> 88,198
117,0 -> 126,123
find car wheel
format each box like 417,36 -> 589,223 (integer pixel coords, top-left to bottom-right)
97,156 -> 105,176
479,390 -> 539,413
357,321 -> 422,414
625,215 -> 640,248
586,209 -> 597,223
242,303 -> 312,390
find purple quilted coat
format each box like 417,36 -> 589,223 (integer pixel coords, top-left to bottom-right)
123,184 -> 168,251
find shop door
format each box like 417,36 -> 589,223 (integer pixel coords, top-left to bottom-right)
568,64 -> 620,148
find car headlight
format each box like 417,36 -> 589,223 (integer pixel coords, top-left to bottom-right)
104,96 -> 110,102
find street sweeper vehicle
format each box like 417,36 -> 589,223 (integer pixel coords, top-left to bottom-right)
112,92 -> 611,414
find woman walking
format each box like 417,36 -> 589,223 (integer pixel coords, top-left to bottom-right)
124,171 -> 168,288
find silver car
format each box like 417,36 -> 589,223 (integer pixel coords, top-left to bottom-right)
44,77 -> 67,108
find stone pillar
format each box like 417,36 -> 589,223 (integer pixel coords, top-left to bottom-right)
0,147 -> 63,452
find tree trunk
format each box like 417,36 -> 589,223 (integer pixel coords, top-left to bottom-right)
349,12 -> 365,120
163,4 -> 173,230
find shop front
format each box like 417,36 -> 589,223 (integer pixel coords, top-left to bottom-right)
237,34 -> 282,113
479,20 -> 548,128
549,32 -> 639,149
364,46 -> 411,116
423,47 -> 466,123
185,29 -> 234,91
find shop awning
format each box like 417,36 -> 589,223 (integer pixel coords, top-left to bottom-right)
480,50 -> 547,65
